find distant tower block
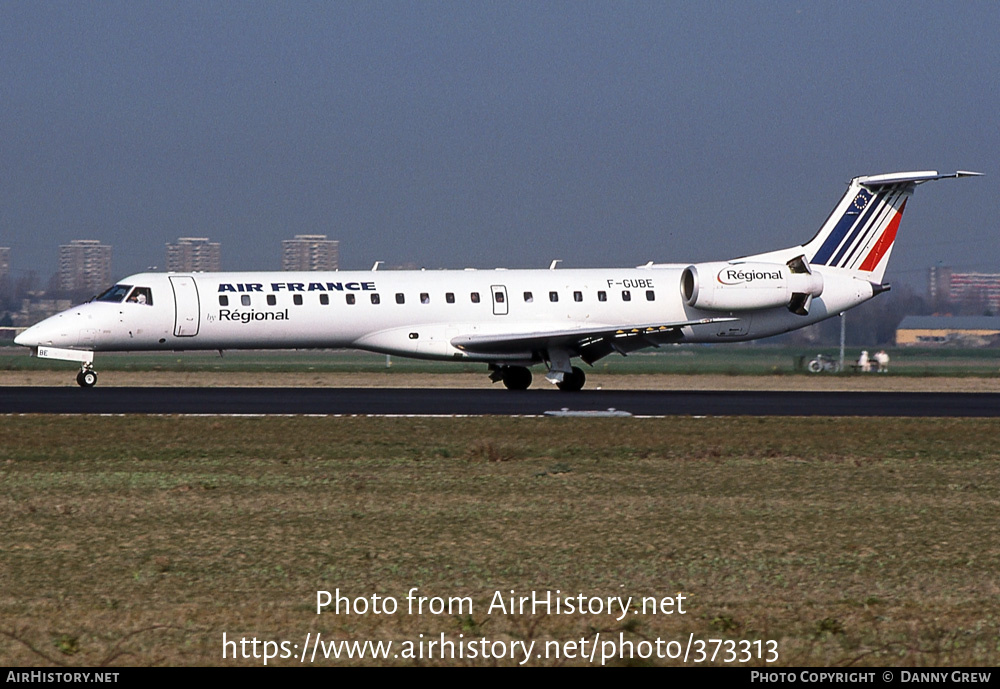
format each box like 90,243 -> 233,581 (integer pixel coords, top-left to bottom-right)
166,237 -> 222,272
0,246 -> 9,280
59,239 -> 112,291
282,234 -> 339,271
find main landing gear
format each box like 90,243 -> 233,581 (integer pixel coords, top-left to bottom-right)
555,366 -> 586,392
490,365 -> 533,390
76,364 -> 97,388
488,365 -> 586,391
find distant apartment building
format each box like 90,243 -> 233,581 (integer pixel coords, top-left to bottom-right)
167,237 -> 221,272
58,240 -> 111,292
11,298 -> 73,328
282,234 -> 339,271
0,247 -> 9,280
928,266 -> 1000,312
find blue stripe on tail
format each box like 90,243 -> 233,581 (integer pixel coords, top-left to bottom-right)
811,189 -> 873,266
838,189 -> 903,269
829,190 -> 888,267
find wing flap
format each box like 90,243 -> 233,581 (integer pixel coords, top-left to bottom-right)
451,317 -> 737,361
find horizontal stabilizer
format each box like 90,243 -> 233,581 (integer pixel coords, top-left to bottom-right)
856,170 -> 983,188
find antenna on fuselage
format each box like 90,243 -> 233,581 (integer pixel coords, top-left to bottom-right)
371,261 -> 383,271
549,260 -> 562,270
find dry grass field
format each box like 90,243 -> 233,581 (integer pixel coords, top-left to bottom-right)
2,415 -> 998,666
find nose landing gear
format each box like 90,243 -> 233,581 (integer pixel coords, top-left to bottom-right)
76,364 -> 98,388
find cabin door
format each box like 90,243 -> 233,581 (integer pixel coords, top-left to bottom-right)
169,276 -> 201,337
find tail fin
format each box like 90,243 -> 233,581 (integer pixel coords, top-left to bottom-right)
803,171 -> 981,284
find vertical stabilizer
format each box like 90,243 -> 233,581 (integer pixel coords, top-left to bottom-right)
803,171 -> 980,284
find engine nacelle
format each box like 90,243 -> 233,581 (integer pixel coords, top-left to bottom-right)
680,261 -> 824,313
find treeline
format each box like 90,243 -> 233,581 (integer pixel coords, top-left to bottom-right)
0,273 -> 93,326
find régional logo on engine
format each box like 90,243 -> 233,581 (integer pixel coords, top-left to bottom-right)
717,268 -> 783,285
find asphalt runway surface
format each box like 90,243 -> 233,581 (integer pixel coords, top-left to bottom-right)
1,387 -> 999,416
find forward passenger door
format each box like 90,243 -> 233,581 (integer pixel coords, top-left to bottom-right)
169,276 -> 201,337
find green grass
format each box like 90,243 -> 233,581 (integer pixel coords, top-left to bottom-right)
1,416 -> 998,666
3,345 -> 1000,376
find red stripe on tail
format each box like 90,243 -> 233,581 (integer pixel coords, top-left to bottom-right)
858,198 -> 907,272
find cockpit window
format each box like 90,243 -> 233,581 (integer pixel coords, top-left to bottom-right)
96,284 -> 132,303
126,287 -> 153,305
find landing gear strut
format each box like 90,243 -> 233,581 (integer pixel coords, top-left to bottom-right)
76,364 -> 97,388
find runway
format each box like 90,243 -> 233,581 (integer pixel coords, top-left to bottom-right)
1,387 -> 998,416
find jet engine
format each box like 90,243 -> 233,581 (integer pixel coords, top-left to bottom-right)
680,257 -> 824,314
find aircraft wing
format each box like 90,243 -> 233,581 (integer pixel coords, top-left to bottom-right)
451,317 -> 736,364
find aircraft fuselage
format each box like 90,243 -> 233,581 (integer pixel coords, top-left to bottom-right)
15,265 -> 872,361
15,170 -> 979,389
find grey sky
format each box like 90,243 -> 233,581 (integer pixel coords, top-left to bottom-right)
2,1 -> 997,289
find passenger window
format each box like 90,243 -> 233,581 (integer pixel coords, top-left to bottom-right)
598,291 -> 607,302
219,295 -> 229,306
573,291 -> 582,302
420,293 -> 429,304
471,292 -> 480,303
241,295 -> 251,306
346,294 -> 356,305
267,295 -> 277,306
494,291 -> 505,303
549,291 -> 558,302
622,290 -> 631,302
446,292 -> 455,304
293,294 -> 303,306
524,291 -> 533,302
396,293 -> 405,304
320,294 -> 329,305
371,294 -> 380,304
646,290 -> 655,301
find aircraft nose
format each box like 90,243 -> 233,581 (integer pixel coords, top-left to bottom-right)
13,327 -> 38,347
14,318 -> 61,348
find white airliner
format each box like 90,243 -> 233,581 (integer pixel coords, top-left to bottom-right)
15,170 -> 979,390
